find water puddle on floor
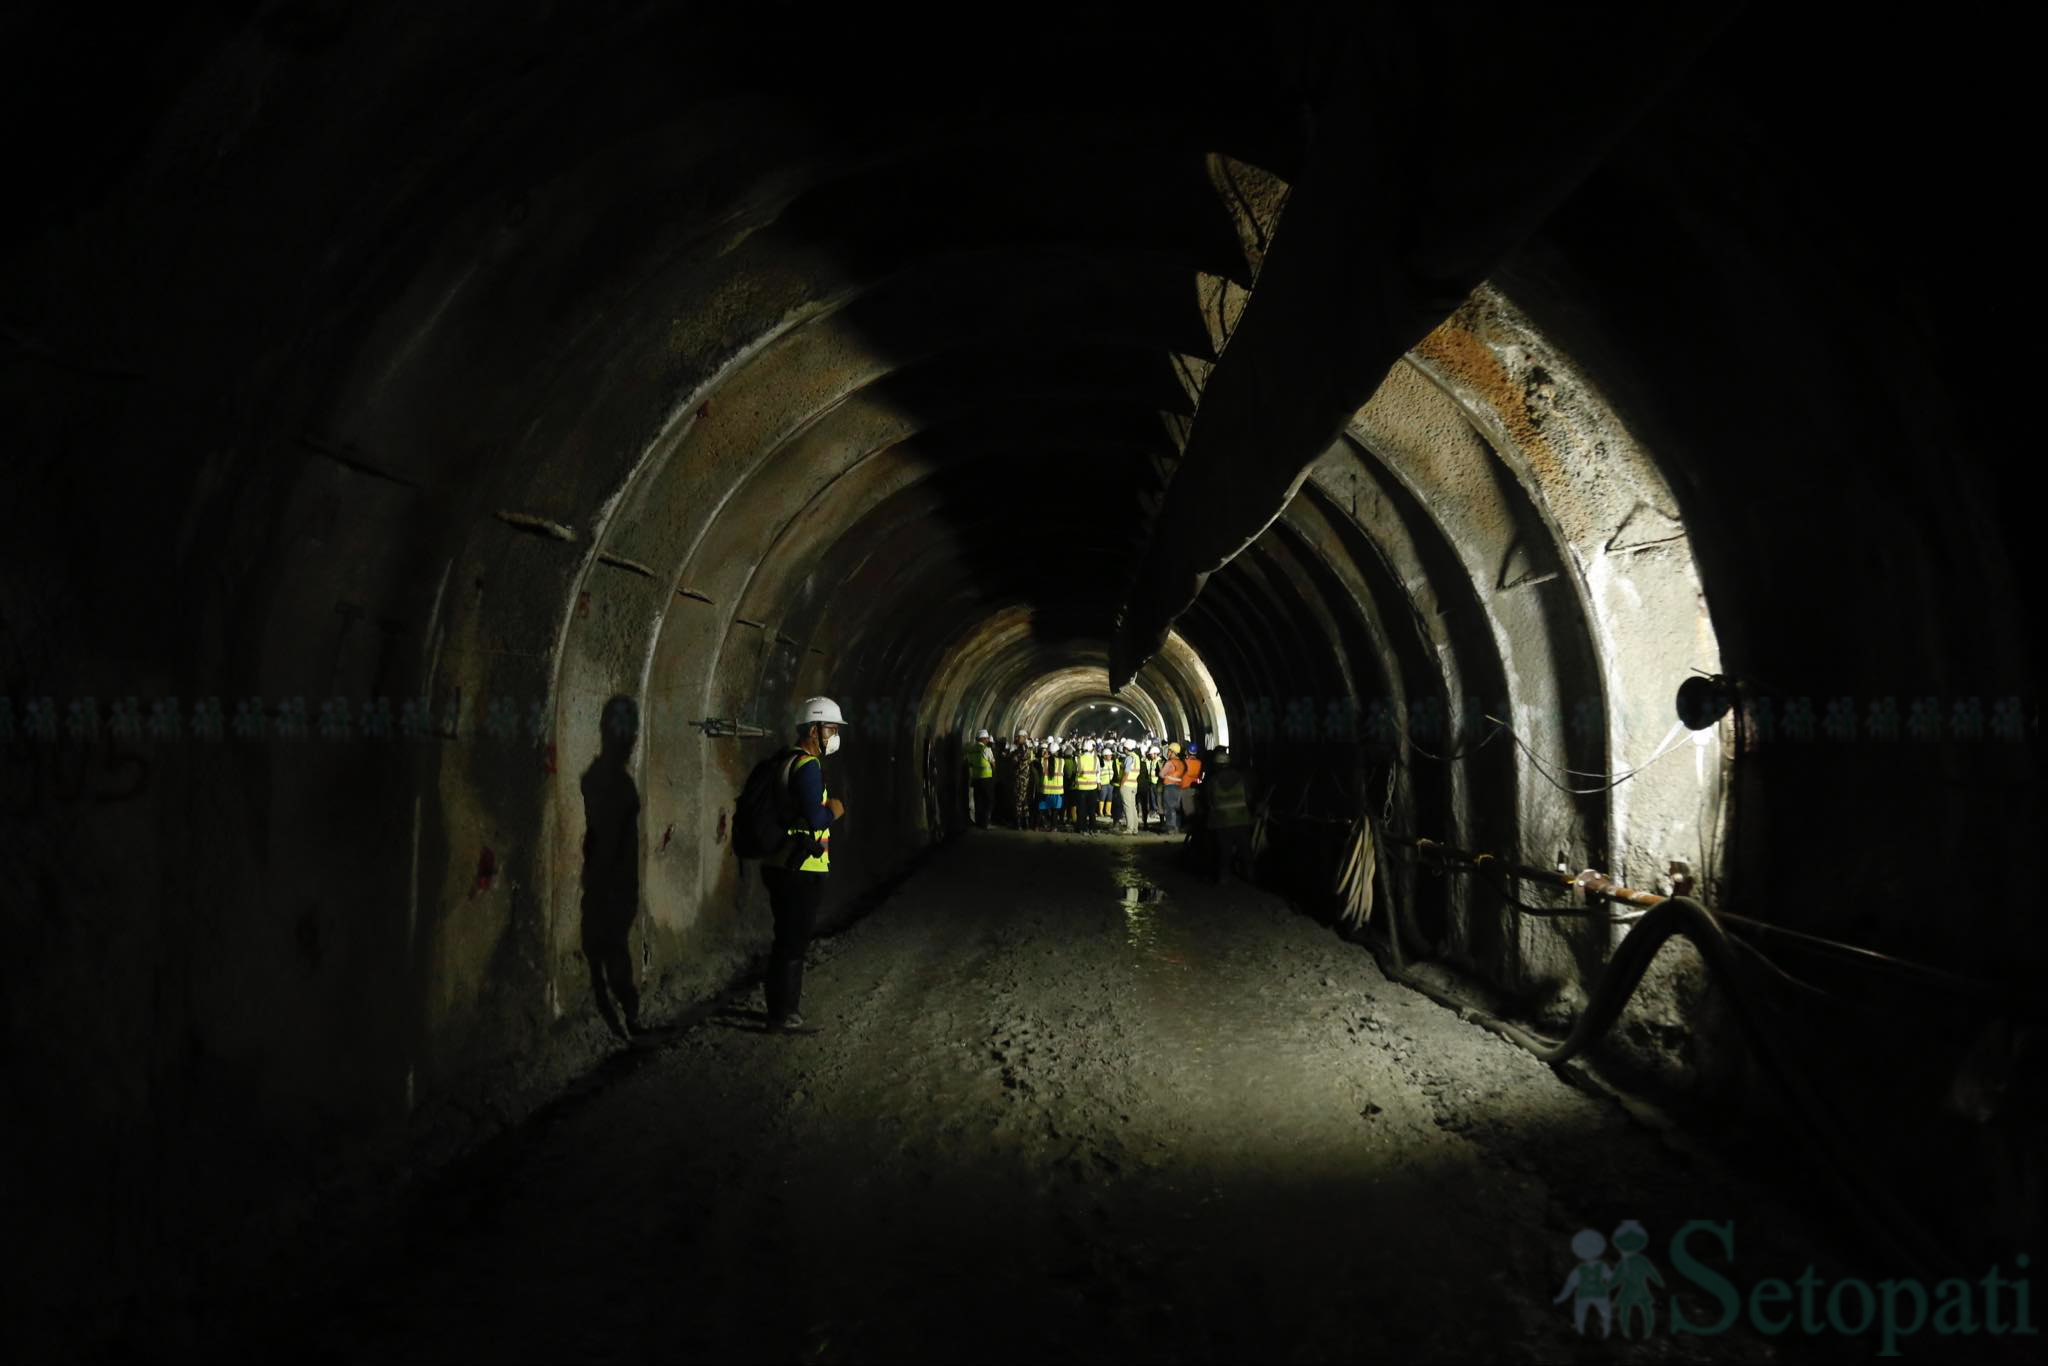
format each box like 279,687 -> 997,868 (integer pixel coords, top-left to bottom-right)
1117,884 -> 1186,969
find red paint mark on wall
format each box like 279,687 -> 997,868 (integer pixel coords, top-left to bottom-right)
696,401 -> 712,419
472,845 -> 497,898
576,591 -> 591,618
714,811 -> 727,844
659,822 -> 674,852
543,742 -> 557,775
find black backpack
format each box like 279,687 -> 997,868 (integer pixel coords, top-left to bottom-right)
733,749 -> 804,860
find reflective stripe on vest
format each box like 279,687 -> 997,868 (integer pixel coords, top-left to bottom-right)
1074,753 -> 1099,791
1119,755 -> 1139,786
967,746 -> 993,778
788,752 -> 831,872
1040,763 -> 1064,795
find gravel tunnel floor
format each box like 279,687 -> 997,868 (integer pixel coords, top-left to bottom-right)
257,830 -> 1867,1364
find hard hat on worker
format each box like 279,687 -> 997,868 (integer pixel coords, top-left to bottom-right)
794,696 -> 847,729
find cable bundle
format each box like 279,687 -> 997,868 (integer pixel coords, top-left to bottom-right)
1333,810 -> 1378,930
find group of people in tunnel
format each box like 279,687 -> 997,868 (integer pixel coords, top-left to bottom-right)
959,730 -> 1259,882
751,703 -> 1262,1038
970,730 -> 1182,836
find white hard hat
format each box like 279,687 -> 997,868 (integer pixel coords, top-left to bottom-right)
976,729 -> 991,740
1123,739 -> 1137,750
794,696 -> 846,729
1083,739 -> 1096,750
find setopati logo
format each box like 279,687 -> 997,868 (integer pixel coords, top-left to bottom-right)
1554,1220 -> 2036,1358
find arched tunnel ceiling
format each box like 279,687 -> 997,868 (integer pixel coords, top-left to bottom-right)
7,4 -> 2028,905
3,13 -> 2038,1347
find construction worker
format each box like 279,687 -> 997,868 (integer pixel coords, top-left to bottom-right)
1036,740 -> 1064,831
1159,742 -> 1186,834
1202,745 -> 1254,884
1116,739 -> 1141,834
764,696 -> 847,1032
1007,733 -> 1035,829
1074,739 -> 1101,834
965,728 -> 995,828
1103,739 -> 1122,830
1179,742 -> 1205,831
1139,744 -> 1161,828
1070,739 -> 1084,829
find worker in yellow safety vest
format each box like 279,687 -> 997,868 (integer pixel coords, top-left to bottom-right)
1116,739 -> 1142,834
764,696 -> 848,1032
1074,739 -> 1101,835
965,728 -> 995,829
1036,742 -> 1064,832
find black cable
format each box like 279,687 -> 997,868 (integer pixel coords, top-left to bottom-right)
1486,896 -> 1960,1281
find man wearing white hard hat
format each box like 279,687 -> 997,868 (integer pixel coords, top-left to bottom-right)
1116,738 -> 1142,834
1074,738 -> 1101,835
965,728 -> 995,829
762,696 -> 847,1031
1138,743 -> 1162,829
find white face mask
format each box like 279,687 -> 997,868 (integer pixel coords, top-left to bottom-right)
823,730 -> 841,756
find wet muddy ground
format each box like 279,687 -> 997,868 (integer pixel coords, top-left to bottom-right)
234,829 -> 1877,1363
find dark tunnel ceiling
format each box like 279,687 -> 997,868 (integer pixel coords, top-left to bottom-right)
0,4 -> 2032,897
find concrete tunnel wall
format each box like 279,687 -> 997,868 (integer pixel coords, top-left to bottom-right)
1,4 -> 2036,1339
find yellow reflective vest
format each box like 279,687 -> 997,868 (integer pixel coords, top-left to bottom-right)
787,752 -> 831,872
1118,753 -> 1140,786
1206,766 -> 1251,828
1039,760 -> 1064,795
1074,752 -> 1099,791
966,745 -> 993,779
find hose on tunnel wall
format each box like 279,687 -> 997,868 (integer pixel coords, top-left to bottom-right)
1290,811 -> 1966,1280
1445,895 -> 1960,1283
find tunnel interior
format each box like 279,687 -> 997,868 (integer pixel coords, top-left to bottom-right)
2,5 -> 2039,1360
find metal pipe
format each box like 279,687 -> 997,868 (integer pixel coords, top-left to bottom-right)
1370,828 -> 2004,1002
692,717 -> 770,738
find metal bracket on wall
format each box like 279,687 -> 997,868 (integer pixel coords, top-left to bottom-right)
693,717 -> 769,738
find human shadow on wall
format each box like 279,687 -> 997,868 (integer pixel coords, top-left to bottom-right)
582,695 -> 644,1039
